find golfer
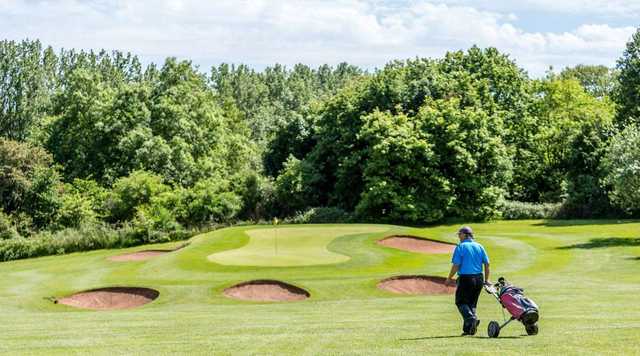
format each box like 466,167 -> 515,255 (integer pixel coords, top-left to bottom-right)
445,226 -> 490,336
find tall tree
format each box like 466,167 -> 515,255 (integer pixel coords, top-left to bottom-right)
560,64 -> 616,99
0,40 -> 57,140
614,27 -> 640,127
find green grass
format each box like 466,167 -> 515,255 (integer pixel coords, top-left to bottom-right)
207,226 -> 388,266
1,220 -> 639,355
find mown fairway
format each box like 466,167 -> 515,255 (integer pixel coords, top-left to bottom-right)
1,221 -> 639,355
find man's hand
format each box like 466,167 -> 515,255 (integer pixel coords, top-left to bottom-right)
445,277 -> 454,286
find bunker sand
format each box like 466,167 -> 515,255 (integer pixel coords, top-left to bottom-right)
377,235 -> 455,254
223,280 -> 310,302
377,275 -> 455,295
56,287 -> 159,310
108,244 -> 188,261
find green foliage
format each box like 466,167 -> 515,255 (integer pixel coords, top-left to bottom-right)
273,156 -> 320,217
561,121 -> 617,218
0,210 -> 20,240
0,139 -> 62,229
284,207 -> 354,224
106,171 -> 170,222
499,201 -> 561,220
46,59 -> 256,186
56,191 -> 97,228
560,65 -> 617,98
0,40 -> 55,141
306,49 -> 517,222
602,124 -> 640,213
354,110 -> 448,223
3,37 -> 640,242
511,78 -> 615,202
234,173 -> 274,221
131,203 -> 186,244
614,27 -> 640,127
179,178 -> 242,226
0,223 -> 134,262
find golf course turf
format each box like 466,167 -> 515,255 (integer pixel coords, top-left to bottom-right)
1,221 -> 640,354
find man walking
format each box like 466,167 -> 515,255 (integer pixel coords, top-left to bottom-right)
445,226 -> 490,336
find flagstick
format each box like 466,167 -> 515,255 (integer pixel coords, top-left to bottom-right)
273,217 -> 279,256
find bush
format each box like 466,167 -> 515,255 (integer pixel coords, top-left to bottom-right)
284,207 -> 354,224
179,178 -> 242,226
0,139 -> 63,228
0,224 -> 134,262
499,200 -> 562,220
56,192 -> 97,228
0,211 -> 19,240
602,124 -> 640,213
233,172 -> 274,222
273,156 -> 318,217
105,171 -> 170,222
0,221 -> 196,262
131,203 -> 186,243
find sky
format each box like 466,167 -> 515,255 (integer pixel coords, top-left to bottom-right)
0,0 -> 638,76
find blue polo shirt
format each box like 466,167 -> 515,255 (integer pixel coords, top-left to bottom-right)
452,238 -> 489,275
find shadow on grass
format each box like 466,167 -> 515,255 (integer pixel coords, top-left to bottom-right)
399,335 -> 522,340
558,237 -> 640,250
534,219 -> 640,227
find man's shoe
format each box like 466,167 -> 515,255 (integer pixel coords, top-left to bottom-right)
469,319 -> 480,335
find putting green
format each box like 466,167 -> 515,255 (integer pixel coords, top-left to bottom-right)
207,226 -> 389,266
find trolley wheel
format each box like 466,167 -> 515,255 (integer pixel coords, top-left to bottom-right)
525,323 -> 538,336
488,321 -> 500,338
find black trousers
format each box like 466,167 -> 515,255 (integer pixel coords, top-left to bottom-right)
455,274 -> 484,332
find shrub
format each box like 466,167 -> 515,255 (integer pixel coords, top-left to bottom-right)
499,200 -> 562,220
0,210 -> 19,240
0,224 -> 135,262
56,192 -> 97,228
66,179 -> 110,216
284,207 -> 354,224
601,124 -> 640,213
0,139 -> 63,228
105,171 -> 170,222
179,178 -> 242,226
273,156 -> 317,217
131,203 -> 186,243
0,221 -> 196,262
233,172 -> 275,222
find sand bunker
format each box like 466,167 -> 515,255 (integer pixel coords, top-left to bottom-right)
377,235 -> 455,254
377,275 -> 455,295
108,244 -> 188,261
223,280 -> 310,302
55,287 -> 159,310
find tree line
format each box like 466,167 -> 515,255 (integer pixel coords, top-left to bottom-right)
1,28 -> 640,259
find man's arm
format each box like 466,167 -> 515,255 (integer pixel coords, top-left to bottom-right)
483,263 -> 490,284
446,264 -> 459,286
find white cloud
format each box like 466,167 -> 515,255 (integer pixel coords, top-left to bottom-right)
0,0 -> 636,76
431,0 -> 640,18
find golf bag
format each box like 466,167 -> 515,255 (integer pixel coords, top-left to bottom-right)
484,277 -> 540,337
499,284 -> 539,325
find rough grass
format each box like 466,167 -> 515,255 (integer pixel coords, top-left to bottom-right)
1,221 -> 639,355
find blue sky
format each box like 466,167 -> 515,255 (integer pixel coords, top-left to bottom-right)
0,0 -> 637,76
